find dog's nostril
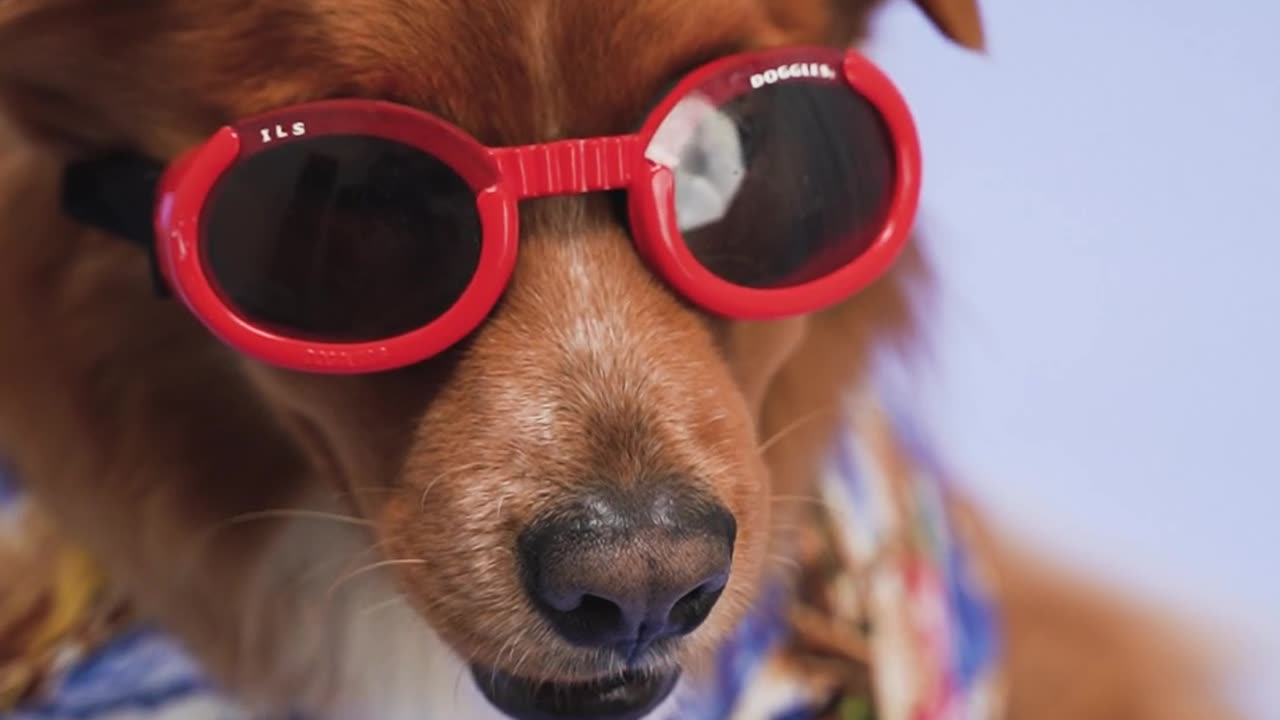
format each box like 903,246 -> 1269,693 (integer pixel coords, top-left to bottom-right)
518,484 -> 735,658
573,594 -> 624,630
670,580 -> 726,633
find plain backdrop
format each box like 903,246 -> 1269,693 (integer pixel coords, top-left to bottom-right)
864,1 -> 1278,715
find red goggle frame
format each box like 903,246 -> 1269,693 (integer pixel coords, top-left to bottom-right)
153,47 -> 921,374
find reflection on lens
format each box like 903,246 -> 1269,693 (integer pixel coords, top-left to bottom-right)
646,73 -> 896,289
203,135 -> 481,342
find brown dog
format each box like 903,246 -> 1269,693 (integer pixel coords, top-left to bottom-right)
0,0 -> 1239,718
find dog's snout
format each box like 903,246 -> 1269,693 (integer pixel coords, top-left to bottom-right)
518,485 -> 735,661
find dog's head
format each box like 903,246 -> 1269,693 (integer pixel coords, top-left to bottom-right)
0,1 -> 980,716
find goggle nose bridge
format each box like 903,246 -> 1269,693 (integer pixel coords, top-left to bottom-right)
491,135 -> 644,200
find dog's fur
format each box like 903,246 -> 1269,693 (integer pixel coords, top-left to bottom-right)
0,0 -> 1240,718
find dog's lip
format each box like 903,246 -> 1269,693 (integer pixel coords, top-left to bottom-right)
470,663 -> 680,720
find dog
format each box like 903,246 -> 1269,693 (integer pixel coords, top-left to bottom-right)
0,0 -> 1241,718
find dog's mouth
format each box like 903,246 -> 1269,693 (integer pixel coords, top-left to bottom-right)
471,664 -> 680,720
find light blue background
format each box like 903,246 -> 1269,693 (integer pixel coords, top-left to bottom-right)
866,1 -> 1278,714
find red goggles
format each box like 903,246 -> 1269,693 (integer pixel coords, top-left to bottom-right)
128,47 -> 920,374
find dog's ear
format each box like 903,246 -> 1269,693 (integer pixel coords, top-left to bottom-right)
771,0 -> 984,51
910,0 -> 985,50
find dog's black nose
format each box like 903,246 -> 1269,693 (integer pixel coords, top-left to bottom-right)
518,485 -> 735,662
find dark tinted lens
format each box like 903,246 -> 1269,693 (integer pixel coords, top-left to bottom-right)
203,135 -> 481,342
648,78 -> 895,289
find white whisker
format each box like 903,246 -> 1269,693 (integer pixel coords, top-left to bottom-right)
357,594 -> 410,620
758,404 -> 838,455
327,558 -> 427,598
420,462 -> 491,511
225,508 -> 371,527
494,491 -> 507,524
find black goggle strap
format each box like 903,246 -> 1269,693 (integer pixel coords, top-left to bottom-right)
61,153 -> 169,297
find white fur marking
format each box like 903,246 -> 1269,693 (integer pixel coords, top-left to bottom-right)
257,510 -> 693,718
